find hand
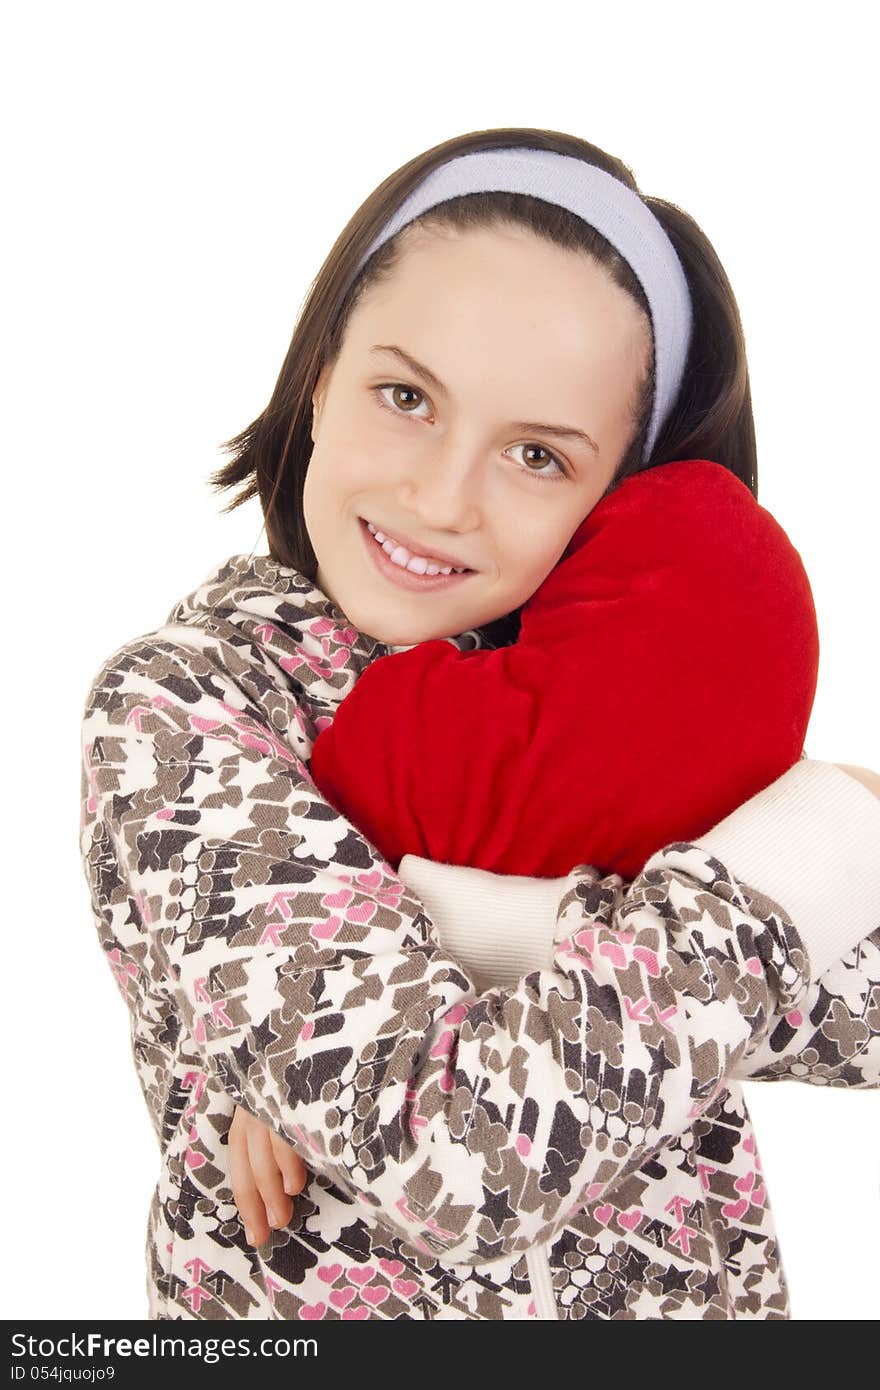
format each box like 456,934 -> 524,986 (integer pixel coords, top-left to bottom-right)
228,1104 -> 309,1246
834,763 -> 880,800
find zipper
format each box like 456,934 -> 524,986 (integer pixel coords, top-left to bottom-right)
525,1243 -> 559,1319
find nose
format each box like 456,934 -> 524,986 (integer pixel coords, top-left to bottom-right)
400,434 -> 484,535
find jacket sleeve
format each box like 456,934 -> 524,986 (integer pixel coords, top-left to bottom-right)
691,759 -> 880,1088
80,647 -> 863,1266
734,929 -> 880,1086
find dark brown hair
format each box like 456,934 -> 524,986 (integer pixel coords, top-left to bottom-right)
209,126 -> 756,642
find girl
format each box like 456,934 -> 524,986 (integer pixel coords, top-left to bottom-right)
80,128 -> 880,1320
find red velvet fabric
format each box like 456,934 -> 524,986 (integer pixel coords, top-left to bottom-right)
310,458 -> 820,880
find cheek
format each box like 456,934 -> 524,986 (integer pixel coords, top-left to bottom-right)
495,536 -> 561,607
303,447 -> 351,527
313,419 -> 398,494
302,449 -> 346,550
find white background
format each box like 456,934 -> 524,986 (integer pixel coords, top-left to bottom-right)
3,0 -> 877,1321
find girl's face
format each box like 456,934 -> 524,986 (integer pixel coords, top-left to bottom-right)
302,221 -> 651,646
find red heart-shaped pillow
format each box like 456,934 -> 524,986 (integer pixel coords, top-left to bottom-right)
310,459 -> 819,880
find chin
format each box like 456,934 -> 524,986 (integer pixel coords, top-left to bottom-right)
365,619 -> 428,647
360,611 -> 450,648
332,578 -> 474,648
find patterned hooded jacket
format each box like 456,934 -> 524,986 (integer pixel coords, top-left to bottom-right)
79,553 -> 880,1320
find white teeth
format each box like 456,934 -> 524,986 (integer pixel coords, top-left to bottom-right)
364,519 -> 468,576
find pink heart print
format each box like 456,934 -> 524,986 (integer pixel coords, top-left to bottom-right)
310,915 -> 342,941
322,887 -> 354,910
309,618 -> 356,645
722,1198 -> 749,1220
356,870 -> 384,891
618,1209 -> 642,1231
345,900 -> 377,924
392,1278 -> 419,1299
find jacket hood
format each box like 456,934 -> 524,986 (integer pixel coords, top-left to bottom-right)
161,552 -> 488,713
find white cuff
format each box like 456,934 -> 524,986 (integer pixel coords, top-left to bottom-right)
397,856 -> 568,992
693,760 -> 880,979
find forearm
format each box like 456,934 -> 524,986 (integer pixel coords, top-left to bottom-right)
400,760 -> 880,1092
693,759 -> 880,980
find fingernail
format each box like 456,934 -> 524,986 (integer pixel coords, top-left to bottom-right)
283,1179 -> 298,1196
244,1227 -> 256,1245
267,1206 -> 281,1228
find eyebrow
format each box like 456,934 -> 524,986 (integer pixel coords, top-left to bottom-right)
368,343 -> 600,454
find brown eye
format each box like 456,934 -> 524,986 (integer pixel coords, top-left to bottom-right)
511,443 -> 567,482
522,445 -> 551,469
373,383 -> 431,418
395,385 -> 422,410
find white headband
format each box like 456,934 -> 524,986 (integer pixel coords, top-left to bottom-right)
351,146 -> 694,463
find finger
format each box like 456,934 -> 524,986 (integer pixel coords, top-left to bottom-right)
227,1110 -> 274,1247
269,1129 -> 309,1197
245,1122 -> 294,1232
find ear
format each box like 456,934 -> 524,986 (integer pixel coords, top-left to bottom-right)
311,363 -> 331,442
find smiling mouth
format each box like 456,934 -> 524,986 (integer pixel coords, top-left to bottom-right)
358,516 -> 477,591
361,517 -> 474,574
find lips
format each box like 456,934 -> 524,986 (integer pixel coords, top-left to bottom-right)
361,517 -> 473,572
358,516 -> 474,592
